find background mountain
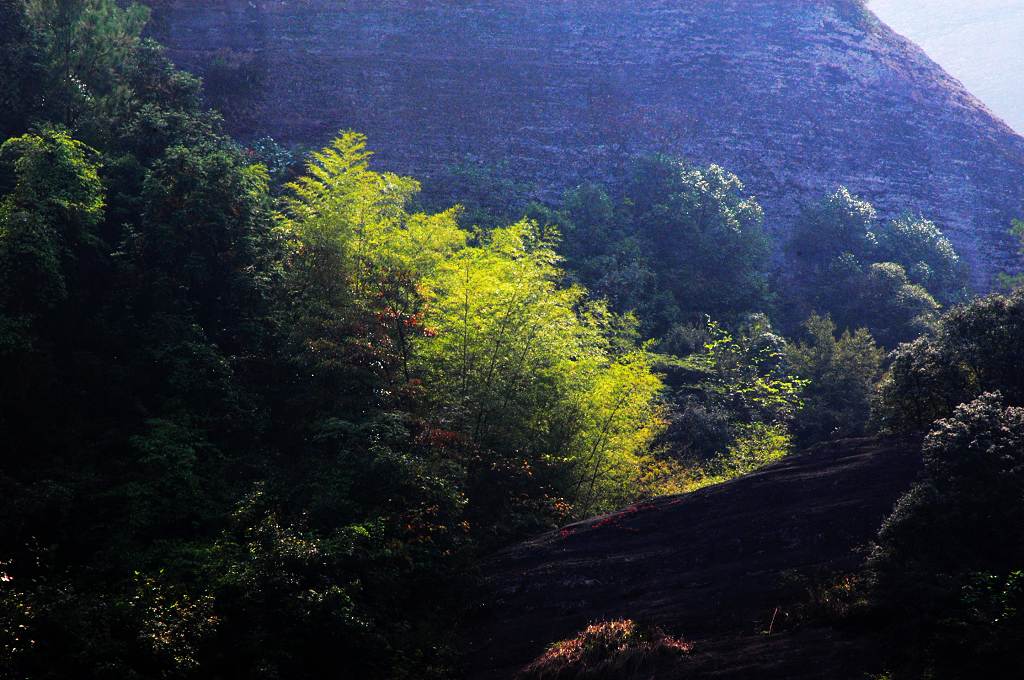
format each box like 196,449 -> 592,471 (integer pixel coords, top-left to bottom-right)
146,0 -> 1024,288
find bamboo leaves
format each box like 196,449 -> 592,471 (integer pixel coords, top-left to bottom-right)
283,134 -> 669,519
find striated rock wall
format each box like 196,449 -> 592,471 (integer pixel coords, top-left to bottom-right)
145,0 -> 1024,288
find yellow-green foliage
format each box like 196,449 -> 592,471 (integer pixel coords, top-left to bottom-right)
692,321 -> 806,423
683,423 -> 791,492
283,132 -> 668,519
0,130 -> 104,317
416,221 -> 667,515
672,320 -> 807,491
281,132 -> 466,286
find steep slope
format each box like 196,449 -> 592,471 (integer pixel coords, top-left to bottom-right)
464,437 -> 921,679
146,0 -> 1024,287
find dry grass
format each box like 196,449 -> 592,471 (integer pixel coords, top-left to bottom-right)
518,619 -> 692,679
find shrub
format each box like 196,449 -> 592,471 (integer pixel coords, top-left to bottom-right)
877,288 -> 1024,431
681,423 -> 792,491
519,619 -> 692,680
869,393 -> 1024,678
657,317 -> 806,488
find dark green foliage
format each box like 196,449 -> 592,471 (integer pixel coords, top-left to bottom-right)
0,8 -> 271,671
0,5 -> 673,676
244,136 -> 301,188
870,289 -> 1024,677
546,183 -> 656,325
548,156 -> 771,338
625,156 -> 770,331
876,214 -> 968,304
787,187 -> 878,274
870,393 -> 1024,678
877,288 -> 1024,431
781,187 -> 964,346
0,130 -> 104,317
131,144 -> 276,343
199,441 -> 467,680
0,0 -> 44,139
0,5 -> 467,678
1,3 -> 1012,678
859,261 -> 940,348
657,316 -> 806,483
787,314 -> 883,447
25,0 -> 151,130
0,130 -> 109,498
1000,218 -> 1024,289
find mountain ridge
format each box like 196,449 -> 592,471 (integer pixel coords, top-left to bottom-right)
870,0 -> 1024,133
146,0 -> 1024,287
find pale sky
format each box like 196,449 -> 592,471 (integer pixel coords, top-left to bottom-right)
870,0 -> 1024,132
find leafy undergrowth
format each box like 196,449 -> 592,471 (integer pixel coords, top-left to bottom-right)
518,619 -> 693,679
681,422 -> 792,493
774,570 -> 873,633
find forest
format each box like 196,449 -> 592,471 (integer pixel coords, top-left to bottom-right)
1,2 -> 1023,679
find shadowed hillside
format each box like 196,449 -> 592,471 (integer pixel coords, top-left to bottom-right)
465,437 -> 922,679
146,0 -> 1024,287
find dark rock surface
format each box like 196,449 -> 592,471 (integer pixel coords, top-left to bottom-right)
464,437 -> 922,679
145,0 -> 1024,287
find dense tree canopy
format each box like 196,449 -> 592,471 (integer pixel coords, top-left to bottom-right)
0,7 -> 671,668
781,187 -> 966,346
0,0 -> 43,139
279,134 -> 668,528
877,288 -> 1024,432
542,156 -> 770,339
871,393 -> 1024,679
866,287 -> 1024,677
0,2 -> 1007,678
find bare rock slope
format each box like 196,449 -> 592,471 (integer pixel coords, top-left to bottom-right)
465,437 -> 921,679
147,0 -> 1024,287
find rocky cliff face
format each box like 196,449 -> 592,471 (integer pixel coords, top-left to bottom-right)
466,437 -> 922,678
146,0 -> 1024,287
